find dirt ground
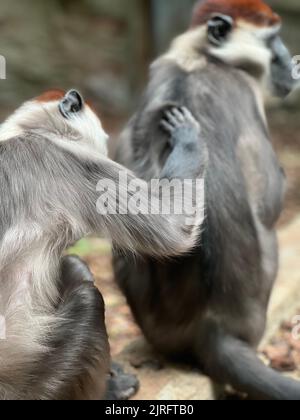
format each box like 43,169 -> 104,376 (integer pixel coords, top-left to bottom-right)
263,315 -> 300,379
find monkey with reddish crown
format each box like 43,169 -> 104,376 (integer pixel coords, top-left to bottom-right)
113,0 -> 300,400
0,89 -> 205,399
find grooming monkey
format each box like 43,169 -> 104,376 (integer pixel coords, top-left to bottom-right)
114,0 -> 300,400
0,89 -> 205,400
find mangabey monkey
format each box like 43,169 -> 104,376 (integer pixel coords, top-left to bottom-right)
0,90 -> 205,400
114,0 -> 300,400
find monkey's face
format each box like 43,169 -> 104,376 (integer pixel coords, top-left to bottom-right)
0,89 -> 109,156
191,0 -> 295,98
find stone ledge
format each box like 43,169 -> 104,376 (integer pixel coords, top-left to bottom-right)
116,217 -> 300,400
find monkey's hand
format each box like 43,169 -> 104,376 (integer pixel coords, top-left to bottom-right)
159,106 -> 206,181
160,106 -> 201,150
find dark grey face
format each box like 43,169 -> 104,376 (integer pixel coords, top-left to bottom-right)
269,35 -> 295,98
206,14 -> 295,99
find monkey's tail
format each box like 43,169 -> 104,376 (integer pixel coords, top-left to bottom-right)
203,330 -> 300,400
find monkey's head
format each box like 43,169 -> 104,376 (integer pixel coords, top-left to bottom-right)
189,0 -> 294,97
0,89 -> 109,155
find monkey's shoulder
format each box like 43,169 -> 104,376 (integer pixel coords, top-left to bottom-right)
137,59 -> 257,139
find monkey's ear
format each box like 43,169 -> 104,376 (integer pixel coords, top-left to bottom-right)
59,90 -> 83,118
207,15 -> 233,46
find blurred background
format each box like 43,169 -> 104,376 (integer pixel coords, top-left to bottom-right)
0,1 -> 299,208
0,0 -> 299,398
0,0 -> 299,215
0,1 -> 299,121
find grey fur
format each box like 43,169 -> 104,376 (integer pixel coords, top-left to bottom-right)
113,34 -> 300,399
0,97 -> 204,399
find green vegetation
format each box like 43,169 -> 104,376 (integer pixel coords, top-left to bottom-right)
67,237 -> 111,257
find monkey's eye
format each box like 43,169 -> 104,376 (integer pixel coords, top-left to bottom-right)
207,15 -> 233,46
59,90 -> 83,118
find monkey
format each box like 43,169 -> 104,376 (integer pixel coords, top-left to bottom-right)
113,0 -> 300,400
0,89 -> 206,400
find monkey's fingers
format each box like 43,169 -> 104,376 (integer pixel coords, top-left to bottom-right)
164,110 -> 180,127
160,119 -> 175,134
179,106 -> 201,133
179,106 -> 196,123
170,107 -> 185,123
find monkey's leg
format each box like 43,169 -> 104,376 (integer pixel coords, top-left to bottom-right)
59,256 -> 138,400
198,321 -> 300,401
59,254 -> 95,291
25,257 -> 108,400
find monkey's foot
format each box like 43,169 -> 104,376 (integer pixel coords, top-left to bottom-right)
59,255 -> 95,295
160,106 -> 201,147
106,362 -> 139,400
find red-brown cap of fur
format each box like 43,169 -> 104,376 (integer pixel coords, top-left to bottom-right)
191,0 -> 281,27
36,89 -> 66,103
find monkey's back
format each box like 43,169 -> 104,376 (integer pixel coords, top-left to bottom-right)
114,59 -> 285,356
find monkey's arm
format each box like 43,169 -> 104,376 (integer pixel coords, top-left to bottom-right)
79,107 -> 206,257
114,116 -> 136,169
